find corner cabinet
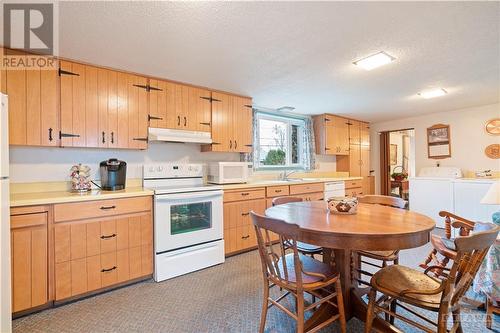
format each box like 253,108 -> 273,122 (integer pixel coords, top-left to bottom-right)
202,92 -> 252,153
59,61 -> 149,149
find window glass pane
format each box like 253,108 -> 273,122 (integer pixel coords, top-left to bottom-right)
292,125 -> 300,164
259,119 -> 287,166
171,202 -> 212,235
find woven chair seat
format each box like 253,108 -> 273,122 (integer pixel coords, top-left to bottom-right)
372,265 -> 443,311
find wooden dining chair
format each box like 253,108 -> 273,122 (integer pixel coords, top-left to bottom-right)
420,211 -> 475,277
352,195 -> 407,288
251,211 -> 347,333
365,222 -> 500,333
272,196 -> 323,258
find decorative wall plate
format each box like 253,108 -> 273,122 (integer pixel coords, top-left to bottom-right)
485,118 -> 500,135
485,144 -> 500,159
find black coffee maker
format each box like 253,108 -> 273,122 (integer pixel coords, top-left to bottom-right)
100,159 -> 127,191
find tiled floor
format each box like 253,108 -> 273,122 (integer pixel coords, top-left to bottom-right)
13,230 -> 497,332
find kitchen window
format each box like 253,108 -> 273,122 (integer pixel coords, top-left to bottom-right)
254,113 -> 306,169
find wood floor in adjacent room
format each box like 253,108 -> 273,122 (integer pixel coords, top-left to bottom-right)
13,229 -> 496,333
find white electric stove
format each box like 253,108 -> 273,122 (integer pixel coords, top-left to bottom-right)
143,163 -> 224,282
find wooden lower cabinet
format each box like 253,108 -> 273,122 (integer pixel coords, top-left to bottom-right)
295,192 -> 324,202
223,197 -> 266,255
54,212 -> 152,301
10,207 -> 49,313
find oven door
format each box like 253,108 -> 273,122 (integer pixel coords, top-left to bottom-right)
154,190 -> 223,253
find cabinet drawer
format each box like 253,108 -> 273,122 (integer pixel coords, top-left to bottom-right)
223,199 -> 265,229
289,183 -> 324,195
54,213 -> 152,263
11,212 -> 47,229
346,187 -> 363,197
223,188 -> 265,202
55,245 -> 152,301
266,185 -> 290,198
54,196 -> 152,222
344,179 -> 363,189
296,192 -> 324,202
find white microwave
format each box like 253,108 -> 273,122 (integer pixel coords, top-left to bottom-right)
207,162 -> 251,184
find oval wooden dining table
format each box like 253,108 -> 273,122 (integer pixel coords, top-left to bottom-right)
265,201 -> 436,332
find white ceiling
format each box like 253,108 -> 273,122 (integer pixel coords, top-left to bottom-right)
52,1 -> 500,122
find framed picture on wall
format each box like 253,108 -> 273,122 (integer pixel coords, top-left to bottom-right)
427,124 -> 451,159
390,144 -> 397,165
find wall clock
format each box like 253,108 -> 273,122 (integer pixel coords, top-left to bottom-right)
485,118 -> 500,135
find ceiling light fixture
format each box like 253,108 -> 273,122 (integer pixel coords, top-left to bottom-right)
353,51 -> 395,70
418,88 -> 447,99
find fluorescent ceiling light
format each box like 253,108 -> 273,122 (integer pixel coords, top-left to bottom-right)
353,51 -> 395,70
418,88 -> 447,99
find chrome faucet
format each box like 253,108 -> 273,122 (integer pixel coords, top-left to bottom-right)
280,170 -> 298,181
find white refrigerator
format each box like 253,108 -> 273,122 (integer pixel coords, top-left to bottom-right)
0,93 -> 11,333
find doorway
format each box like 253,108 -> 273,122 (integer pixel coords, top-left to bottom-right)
380,129 -> 415,203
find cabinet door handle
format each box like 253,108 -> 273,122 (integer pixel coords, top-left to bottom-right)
48,128 -> 53,141
102,131 -> 106,144
111,132 -> 114,144
148,115 -> 163,121
177,116 -> 181,126
100,233 -> 116,239
241,212 -> 249,216
184,116 -> 187,127
229,140 -> 232,149
241,235 -> 250,240
234,140 -> 237,149
199,122 -> 211,126
100,205 -> 116,210
59,132 -> 80,139
101,266 -> 117,273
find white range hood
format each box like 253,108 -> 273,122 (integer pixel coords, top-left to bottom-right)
148,127 -> 212,144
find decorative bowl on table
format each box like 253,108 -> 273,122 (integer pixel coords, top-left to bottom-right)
327,197 -> 358,215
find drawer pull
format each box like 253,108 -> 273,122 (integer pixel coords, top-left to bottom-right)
100,205 -> 116,210
242,235 -> 250,239
275,190 -> 282,193
101,266 -> 117,273
241,212 -> 249,216
100,233 -> 116,239
241,192 -> 250,196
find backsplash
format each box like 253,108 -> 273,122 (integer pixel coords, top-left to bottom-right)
9,143 -> 337,183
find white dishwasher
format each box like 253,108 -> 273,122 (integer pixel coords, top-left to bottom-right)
324,181 -> 345,200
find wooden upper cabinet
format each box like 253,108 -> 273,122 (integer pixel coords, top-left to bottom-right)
349,120 -> 361,145
209,92 -> 233,152
360,121 -> 370,146
2,49 -> 59,146
232,96 -> 253,153
313,114 -> 349,155
203,92 -> 252,153
60,61 -> 148,149
360,144 -> 371,176
148,80 -> 212,132
189,87 -> 212,132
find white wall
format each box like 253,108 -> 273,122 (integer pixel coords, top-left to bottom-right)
9,142 -> 338,183
370,103 -> 500,194
9,142 -> 240,183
